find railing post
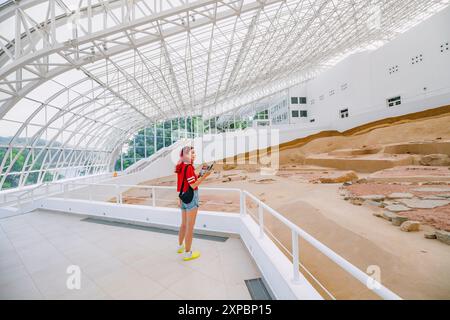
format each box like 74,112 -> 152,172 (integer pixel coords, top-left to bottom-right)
63,184 -> 68,200
152,187 -> 156,207
240,190 -> 246,217
291,230 -> 300,283
258,203 -> 264,238
17,196 -> 22,212
115,185 -> 121,204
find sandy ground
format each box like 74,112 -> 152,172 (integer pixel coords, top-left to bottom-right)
344,172 -> 450,231
279,112 -> 450,163
400,205 -> 450,231
133,170 -> 450,300
369,166 -> 450,179
211,176 -> 450,300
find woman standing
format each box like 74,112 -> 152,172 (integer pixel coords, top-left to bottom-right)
175,146 -> 211,261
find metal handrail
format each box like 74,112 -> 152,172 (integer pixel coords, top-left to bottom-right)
0,173 -> 110,207
60,182 -> 240,207
0,182 -> 47,207
65,182 -> 240,192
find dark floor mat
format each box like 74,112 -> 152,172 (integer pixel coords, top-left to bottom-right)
82,217 -> 229,242
245,278 -> 273,300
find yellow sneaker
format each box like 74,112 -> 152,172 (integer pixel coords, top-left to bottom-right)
183,251 -> 200,261
177,244 -> 185,254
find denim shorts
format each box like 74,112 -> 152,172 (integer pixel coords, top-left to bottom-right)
181,189 -> 199,211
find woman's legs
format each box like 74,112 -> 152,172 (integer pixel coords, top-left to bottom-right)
178,210 -> 187,246
184,207 -> 198,252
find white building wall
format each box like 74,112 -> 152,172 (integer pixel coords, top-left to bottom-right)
290,5 -> 450,128
369,6 -> 450,110
306,52 -> 372,126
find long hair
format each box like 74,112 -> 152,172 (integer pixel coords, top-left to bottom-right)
175,146 -> 194,173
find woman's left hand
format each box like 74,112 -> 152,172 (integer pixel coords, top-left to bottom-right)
202,171 -> 212,179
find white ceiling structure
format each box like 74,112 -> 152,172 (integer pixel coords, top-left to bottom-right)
0,0 -> 449,189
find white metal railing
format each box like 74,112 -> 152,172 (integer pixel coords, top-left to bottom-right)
45,181 -> 401,300
0,183 -> 50,209
58,182 -> 240,208
242,190 -> 401,300
0,173 -> 110,209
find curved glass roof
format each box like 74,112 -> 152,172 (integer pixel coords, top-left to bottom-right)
0,0 -> 449,189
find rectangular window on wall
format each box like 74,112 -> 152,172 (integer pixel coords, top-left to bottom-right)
299,97 -> 307,104
291,97 -> 299,104
387,96 -> 402,107
291,110 -> 299,118
300,110 -> 308,117
340,108 -> 349,119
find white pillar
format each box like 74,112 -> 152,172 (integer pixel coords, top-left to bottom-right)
153,123 -> 157,152
144,129 -> 147,158
133,135 -> 136,163
170,120 -> 173,143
